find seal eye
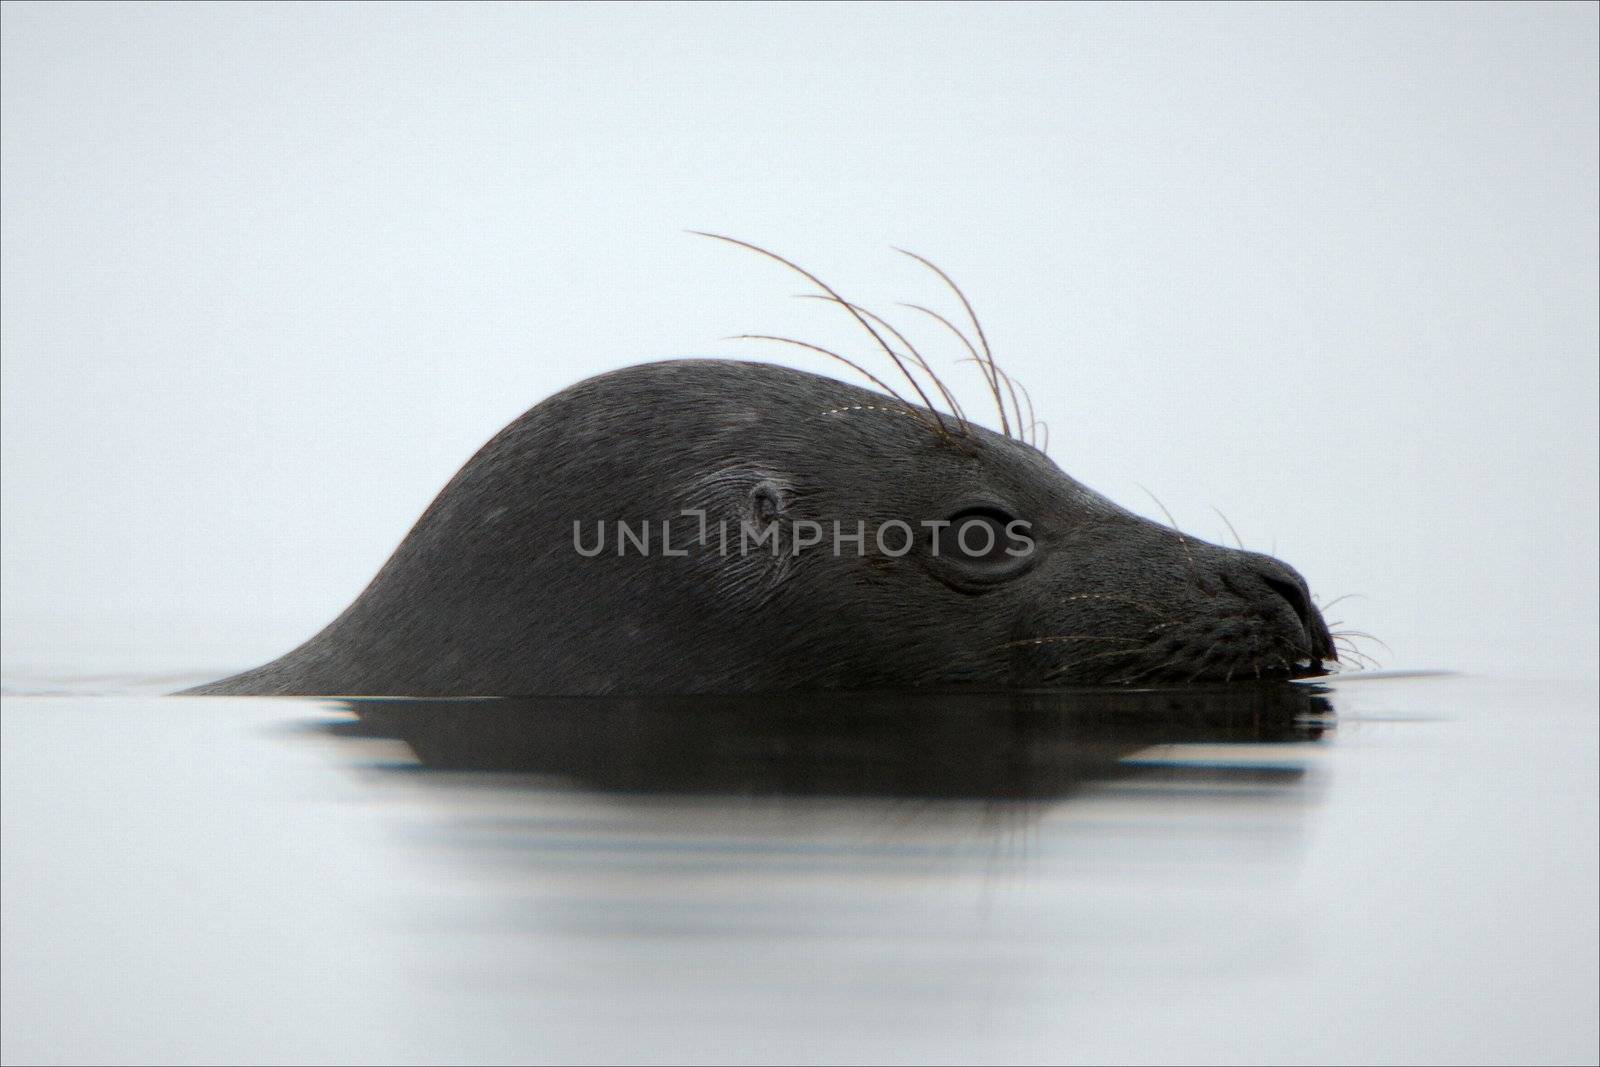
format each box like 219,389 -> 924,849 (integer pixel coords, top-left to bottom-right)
928,506 -> 1037,589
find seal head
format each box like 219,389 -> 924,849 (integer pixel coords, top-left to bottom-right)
186,359 -> 1335,695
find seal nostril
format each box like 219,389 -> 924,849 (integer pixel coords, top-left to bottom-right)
1261,575 -> 1312,635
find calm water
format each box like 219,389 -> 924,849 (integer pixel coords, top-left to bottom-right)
2,674 -> 1596,1065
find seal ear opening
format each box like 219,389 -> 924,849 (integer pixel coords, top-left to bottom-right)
680,466 -> 798,605
684,465 -> 796,529
747,478 -> 789,528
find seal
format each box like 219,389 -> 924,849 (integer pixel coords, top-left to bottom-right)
185,357 -> 1337,695
185,240 -> 1339,696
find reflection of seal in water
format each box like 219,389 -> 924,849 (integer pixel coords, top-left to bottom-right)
324,686 -> 1334,799
186,241 -> 1338,696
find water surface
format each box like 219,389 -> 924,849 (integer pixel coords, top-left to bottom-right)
2,675 -> 1595,1064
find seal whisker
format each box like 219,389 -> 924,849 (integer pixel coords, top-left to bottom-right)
1075,645 -> 1156,664
692,232 -> 957,440
1333,645 -> 1380,670
1329,634 -> 1377,660
1044,643 -> 1159,679
1211,506 -> 1245,551
728,335 -> 920,415
996,365 -> 1026,447
818,403 -> 925,420
1138,485 -> 1202,589
1000,634 -> 1146,650
1054,592 -> 1175,618
898,302 -> 1005,432
794,294 -> 969,427
894,247 -> 1012,439
1327,628 -> 1386,667
1011,376 -> 1042,451
1315,592 -> 1365,613
1106,655 -> 1183,686
902,300 -> 998,425
1329,628 -> 1391,654
1331,638 -> 1382,668
954,357 -> 1029,450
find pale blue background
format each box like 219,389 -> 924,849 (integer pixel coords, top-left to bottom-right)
3,1 -> 1597,681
